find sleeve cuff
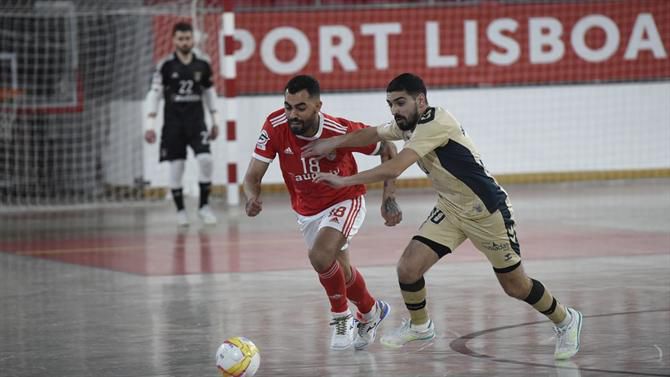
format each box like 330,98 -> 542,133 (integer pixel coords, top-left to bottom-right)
252,152 -> 273,163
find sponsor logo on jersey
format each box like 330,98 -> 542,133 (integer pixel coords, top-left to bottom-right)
256,130 -> 269,151
194,71 -> 201,82
295,168 -> 340,182
283,147 -> 293,155
173,94 -> 201,102
418,107 -> 436,124
171,71 -> 179,78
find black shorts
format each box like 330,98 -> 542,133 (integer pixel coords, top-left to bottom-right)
159,121 -> 211,161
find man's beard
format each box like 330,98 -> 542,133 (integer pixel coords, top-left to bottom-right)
395,111 -> 419,131
289,119 -> 313,136
177,45 -> 192,54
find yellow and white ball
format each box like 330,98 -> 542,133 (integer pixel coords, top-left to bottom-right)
215,337 -> 260,377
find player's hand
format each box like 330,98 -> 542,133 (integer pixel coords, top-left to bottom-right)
381,196 -> 402,226
245,197 -> 263,217
301,138 -> 338,159
144,129 -> 157,144
209,125 -> 219,141
313,173 -> 346,188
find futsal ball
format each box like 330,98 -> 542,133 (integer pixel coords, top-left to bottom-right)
215,336 -> 261,377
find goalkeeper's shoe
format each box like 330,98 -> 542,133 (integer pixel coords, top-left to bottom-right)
176,210 -> 190,227
198,205 -> 217,225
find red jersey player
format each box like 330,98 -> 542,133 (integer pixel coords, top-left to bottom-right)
243,75 -> 402,350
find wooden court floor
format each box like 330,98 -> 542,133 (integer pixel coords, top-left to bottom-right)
1,179 -> 669,377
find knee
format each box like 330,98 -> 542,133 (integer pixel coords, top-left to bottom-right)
396,259 -> 422,284
308,247 -> 337,272
501,277 -> 532,300
197,153 -> 213,180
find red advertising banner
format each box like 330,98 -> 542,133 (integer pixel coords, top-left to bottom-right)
153,1 -> 670,94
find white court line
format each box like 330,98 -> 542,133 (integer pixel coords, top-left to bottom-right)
653,344 -> 663,360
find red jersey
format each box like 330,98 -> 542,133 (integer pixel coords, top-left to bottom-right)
252,109 -> 380,216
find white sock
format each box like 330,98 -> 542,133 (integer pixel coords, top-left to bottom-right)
358,304 -> 376,323
557,309 -> 572,329
410,319 -> 431,331
332,310 -> 351,318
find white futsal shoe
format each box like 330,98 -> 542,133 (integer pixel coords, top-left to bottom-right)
329,311 -> 355,350
354,300 -> 391,350
380,318 -> 435,348
198,205 -> 217,225
554,307 -> 583,360
176,210 -> 190,227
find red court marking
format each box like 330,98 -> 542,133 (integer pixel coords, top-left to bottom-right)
0,224 -> 667,275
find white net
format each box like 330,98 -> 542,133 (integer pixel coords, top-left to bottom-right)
0,0 -> 223,207
1,1 -> 150,205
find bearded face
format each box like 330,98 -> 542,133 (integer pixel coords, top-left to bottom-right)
284,89 -> 321,137
387,91 -> 421,131
173,31 -> 194,55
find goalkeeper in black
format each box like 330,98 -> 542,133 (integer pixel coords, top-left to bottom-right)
144,22 -> 219,226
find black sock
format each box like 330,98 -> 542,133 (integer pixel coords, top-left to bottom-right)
199,182 -> 211,208
172,188 -> 184,211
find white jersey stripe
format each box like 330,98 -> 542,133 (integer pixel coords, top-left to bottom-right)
323,125 -> 346,134
270,112 -> 286,124
252,152 -> 273,163
270,116 -> 287,127
324,119 -> 347,132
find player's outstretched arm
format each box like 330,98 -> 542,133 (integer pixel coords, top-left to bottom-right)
301,126 -> 381,158
243,158 -> 270,217
378,141 -> 402,226
315,148 -> 420,188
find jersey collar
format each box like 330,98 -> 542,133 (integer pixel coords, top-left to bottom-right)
295,112 -> 324,141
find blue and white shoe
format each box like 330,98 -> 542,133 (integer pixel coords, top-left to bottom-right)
354,300 -> 391,350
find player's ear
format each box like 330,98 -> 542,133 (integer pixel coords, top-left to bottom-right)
417,93 -> 427,107
315,100 -> 323,111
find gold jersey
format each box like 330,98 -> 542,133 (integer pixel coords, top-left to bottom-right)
378,107 -> 508,219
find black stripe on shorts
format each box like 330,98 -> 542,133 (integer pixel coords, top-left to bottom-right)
412,235 -> 451,258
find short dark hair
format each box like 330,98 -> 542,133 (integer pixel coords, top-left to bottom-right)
386,73 -> 427,97
285,75 -> 320,98
173,22 -> 193,35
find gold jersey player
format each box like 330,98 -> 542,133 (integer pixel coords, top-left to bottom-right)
303,73 -> 583,360
144,22 -> 219,226
243,75 -> 402,350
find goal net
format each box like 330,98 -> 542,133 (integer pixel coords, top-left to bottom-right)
1,0 -> 668,208
0,0 -> 222,207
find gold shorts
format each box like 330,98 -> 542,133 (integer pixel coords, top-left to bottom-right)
416,202 -> 521,272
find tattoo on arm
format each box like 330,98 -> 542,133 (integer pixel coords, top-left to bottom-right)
376,140 -> 387,156
384,197 -> 399,214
